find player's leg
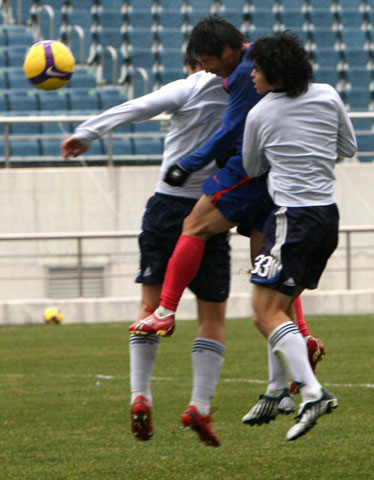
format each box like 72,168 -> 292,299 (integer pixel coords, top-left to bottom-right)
130,284 -> 162,441
181,299 -> 226,447
129,194 -> 236,336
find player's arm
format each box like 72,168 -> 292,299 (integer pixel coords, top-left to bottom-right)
62,80 -> 189,158
177,72 -> 262,173
336,93 -> 357,159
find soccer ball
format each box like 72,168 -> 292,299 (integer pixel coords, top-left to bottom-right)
23,40 -> 75,90
44,307 -> 64,325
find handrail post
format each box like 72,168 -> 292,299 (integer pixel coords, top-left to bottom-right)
4,122 -> 11,168
346,231 -> 351,290
77,237 -> 83,297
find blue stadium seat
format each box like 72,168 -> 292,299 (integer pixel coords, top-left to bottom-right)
70,0 -> 100,9
157,11 -> 186,29
307,0 -> 334,10
347,68 -> 372,90
94,9 -> 125,29
313,67 -> 340,86
68,88 -> 100,112
314,48 -> 341,69
0,48 -> 7,68
344,88 -> 372,111
97,87 -> 128,110
0,30 -> 6,47
279,11 -> 306,29
112,138 -> 135,155
250,11 -> 277,29
344,48 -> 371,69
0,91 -> 7,110
279,0 -> 304,10
40,139 -> 63,157
340,29 -> 369,48
127,49 -> 156,70
125,11 -> 155,29
7,90 -> 41,134
4,26 -> 34,47
10,140 -> 42,156
308,11 -> 337,28
92,28 -> 124,50
157,49 -> 184,70
5,45 -> 28,68
250,0 -> 278,10
356,134 -> 374,161
337,10 -> 365,29
133,137 -> 163,155
311,29 -> 339,49
155,29 -> 187,50
67,66 -> 97,88
64,9 -> 94,30
6,67 -> 34,89
38,89 -> 70,112
222,10 -> 246,29
158,0 -> 184,9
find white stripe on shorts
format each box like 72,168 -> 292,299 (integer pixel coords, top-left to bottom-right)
270,206 -> 288,264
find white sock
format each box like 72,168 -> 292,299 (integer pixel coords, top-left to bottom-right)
269,322 -> 322,402
129,334 -> 160,405
190,338 -> 225,416
266,342 -> 289,396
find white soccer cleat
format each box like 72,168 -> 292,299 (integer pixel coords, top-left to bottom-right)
242,388 -> 295,426
286,388 -> 338,441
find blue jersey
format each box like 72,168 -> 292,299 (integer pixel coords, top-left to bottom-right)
179,45 -> 263,178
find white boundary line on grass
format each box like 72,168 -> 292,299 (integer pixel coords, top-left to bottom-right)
1,373 -> 374,389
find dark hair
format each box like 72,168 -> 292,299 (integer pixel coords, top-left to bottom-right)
248,32 -> 314,97
184,40 -> 201,69
188,15 -> 246,58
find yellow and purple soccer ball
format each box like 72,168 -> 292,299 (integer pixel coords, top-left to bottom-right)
23,40 -> 75,90
44,307 -> 64,325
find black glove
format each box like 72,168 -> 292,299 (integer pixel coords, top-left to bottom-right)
164,163 -> 191,187
215,149 -> 236,168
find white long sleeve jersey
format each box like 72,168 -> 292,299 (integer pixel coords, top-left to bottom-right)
242,83 -> 357,207
74,71 -> 229,199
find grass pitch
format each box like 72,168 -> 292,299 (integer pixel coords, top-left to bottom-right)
1,316 -> 373,480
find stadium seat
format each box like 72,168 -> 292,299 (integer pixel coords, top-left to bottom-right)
4,45 -> 28,68
38,89 -> 70,112
133,137 -> 163,155
0,69 -> 6,89
127,49 -> 156,70
64,8 -> 94,31
94,9 -> 125,30
155,29 -> 187,50
340,29 -> 370,49
111,138 -> 135,155
157,49 -> 184,70
156,11 -> 186,29
6,67 -> 34,89
249,11 -> 277,29
279,0 -> 305,10
250,0 -> 278,10
127,29 -> 155,50
67,66 -> 97,88
68,88 -> 101,113
337,10 -> 365,29
314,48 -> 341,69
307,0 -> 335,10
10,139 -> 42,157
278,11 -> 307,29
356,134 -> 374,161
311,29 -> 339,49
344,88 -> 372,111
347,68 -> 373,90
125,11 -> 156,29
307,11 -> 337,28
313,67 -> 340,87
97,86 -> 128,110
343,48 -> 371,69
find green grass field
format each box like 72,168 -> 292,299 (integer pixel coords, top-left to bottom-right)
1,316 -> 373,480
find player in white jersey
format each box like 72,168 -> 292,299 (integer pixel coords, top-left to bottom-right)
241,33 -> 357,441
62,52 -> 230,446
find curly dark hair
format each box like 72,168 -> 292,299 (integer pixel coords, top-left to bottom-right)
248,32 -> 313,97
188,15 -> 246,58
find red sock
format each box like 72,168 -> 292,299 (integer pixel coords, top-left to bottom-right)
161,235 -> 206,311
294,296 -> 310,337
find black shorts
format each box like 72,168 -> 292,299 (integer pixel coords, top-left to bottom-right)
250,204 -> 339,296
136,193 -> 231,303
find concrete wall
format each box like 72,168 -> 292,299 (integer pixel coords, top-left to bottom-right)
0,163 -> 373,324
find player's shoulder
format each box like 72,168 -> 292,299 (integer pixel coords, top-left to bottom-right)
308,82 -> 339,98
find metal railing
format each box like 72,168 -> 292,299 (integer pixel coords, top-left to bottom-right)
0,226 -> 372,296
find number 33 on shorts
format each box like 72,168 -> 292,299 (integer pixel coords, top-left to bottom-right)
251,254 -> 282,282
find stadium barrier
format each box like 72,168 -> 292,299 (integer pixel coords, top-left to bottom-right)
0,226 -> 373,325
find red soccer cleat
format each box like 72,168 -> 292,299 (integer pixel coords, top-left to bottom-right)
131,396 -> 154,441
181,405 -> 221,447
290,336 -> 326,393
128,311 -> 175,337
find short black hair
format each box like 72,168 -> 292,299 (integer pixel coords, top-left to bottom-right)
249,32 -> 314,97
184,40 -> 201,69
188,15 -> 246,58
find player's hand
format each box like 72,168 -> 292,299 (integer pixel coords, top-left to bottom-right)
61,136 -> 88,159
164,163 -> 190,187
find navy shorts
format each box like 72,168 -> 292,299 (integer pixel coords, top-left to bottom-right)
136,193 -> 231,303
251,204 -> 339,296
203,168 -> 274,234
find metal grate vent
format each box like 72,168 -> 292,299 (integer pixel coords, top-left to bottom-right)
47,266 -> 105,298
